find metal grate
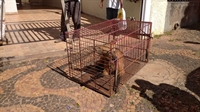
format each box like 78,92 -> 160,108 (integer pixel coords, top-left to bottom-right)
65,19 -> 152,97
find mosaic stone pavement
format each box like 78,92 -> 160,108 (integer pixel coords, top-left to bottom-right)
1,53 -> 200,112
0,56 -> 148,112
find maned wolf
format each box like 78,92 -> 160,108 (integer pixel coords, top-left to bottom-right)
95,43 -> 125,76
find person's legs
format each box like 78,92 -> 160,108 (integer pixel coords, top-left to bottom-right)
106,8 -> 113,20
55,1 -> 71,43
106,8 -> 119,41
60,10 -> 67,39
112,9 -> 119,19
72,1 -> 81,30
106,8 -> 119,20
64,1 -> 72,38
71,1 -> 81,40
55,10 -> 66,43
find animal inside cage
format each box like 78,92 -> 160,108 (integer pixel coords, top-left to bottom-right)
65,19 -> 152,97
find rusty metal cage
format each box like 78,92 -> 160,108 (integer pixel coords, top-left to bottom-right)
65,20 -> 152,97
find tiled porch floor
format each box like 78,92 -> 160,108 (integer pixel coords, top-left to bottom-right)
1,4 -> 104,62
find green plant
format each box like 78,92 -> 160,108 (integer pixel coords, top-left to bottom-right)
101,109 -> 106,112
168,38 -> 174,42
165,30 -> 173,35
196,51 -> 200,56
153,34 -> 162,39
130,101 -> 134,105
76,103 -> 80,107
82,87 -> 86,90
110,93 -> 117,99
175,45 -> 180,48
175,38 -> 182,41
44,59 -> 49,63
126,84 -> 135,95
149,105 -> 157,111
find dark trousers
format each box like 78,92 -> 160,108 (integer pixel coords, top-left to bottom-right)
106,8 -> 119,20
61,0 -> 81,39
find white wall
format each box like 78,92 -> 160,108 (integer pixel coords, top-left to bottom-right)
81,0 -> 105,19
141,0 -> 151,22
5,0 -> 18,13
42,0 -> 61,8
82,0 -> 141,20
150,0 -> 168,35
41,0 -> 141,20
150,0 -> 200,35
124,0 -> 141,21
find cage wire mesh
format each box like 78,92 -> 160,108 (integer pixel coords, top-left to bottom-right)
65,19 -> 152,97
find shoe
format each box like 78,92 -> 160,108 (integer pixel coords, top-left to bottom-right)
54,38 -> 65,43
0,38 -> 9,45
54,33 -> 66,43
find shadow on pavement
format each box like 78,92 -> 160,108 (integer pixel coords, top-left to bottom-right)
0,56 -> 15,66
132,79 -> 200,112
46,57 -> 83,85
4,21 -> 60,46
186,67 -> 200,97
0,56 -> 15,72
184,41 -> 200,44
180,0 -> 200,30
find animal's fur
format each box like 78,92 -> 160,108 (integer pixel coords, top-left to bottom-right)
95,44 -> 125,76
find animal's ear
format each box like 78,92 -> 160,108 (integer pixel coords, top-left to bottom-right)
94,46 -> 103,54
95,46 -> 108,54
94,46 -> 100,51
111,48 -> 117,60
